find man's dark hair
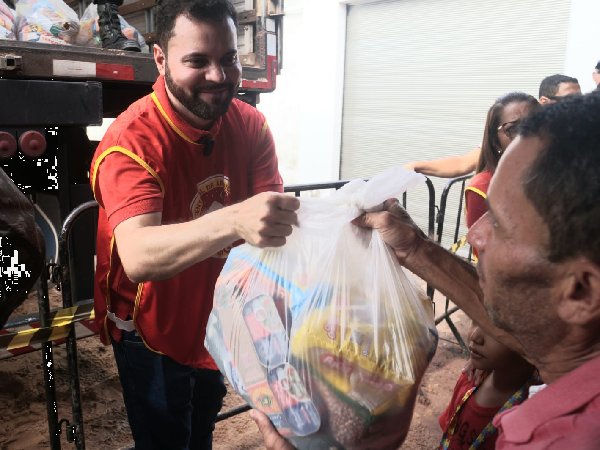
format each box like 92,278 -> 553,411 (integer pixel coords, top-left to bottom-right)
156,0 -> 238,52
595,61 -> 600,72
538,74 -> 579,99
519,92 -> 600,266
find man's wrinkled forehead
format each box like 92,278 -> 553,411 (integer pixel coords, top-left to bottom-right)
489,138 -> 535,215
489,135 -> 550,239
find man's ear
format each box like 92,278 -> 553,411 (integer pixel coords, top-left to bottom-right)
557,259 -> 600,325
154,44 -> 166,76
539,96 -> 551,105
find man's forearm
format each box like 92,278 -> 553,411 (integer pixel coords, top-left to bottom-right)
405,238 -> 481,306
116,207 -> 238,283
414,157 -> 469,178
403,238 -> 524,354
115,192 -> 299,284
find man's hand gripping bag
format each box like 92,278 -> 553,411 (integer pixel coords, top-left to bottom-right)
205,167 -> 438,449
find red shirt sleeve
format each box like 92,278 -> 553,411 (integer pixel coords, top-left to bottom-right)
465,171 -> 492,228
95,152 -> 163,230
250,117 -> 284,194
465,189 -> 488,228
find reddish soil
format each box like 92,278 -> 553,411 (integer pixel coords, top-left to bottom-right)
0,284 -> 470,450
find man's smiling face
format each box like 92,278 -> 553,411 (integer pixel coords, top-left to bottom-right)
155,15 -> 242,126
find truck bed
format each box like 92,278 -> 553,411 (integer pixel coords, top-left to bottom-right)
0,40 -> 157,116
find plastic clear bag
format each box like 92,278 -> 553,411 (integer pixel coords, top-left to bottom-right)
75,3 -> 148,52
16,0 -> 79,45
0,1 -> 16,40
206,167 -> 438,449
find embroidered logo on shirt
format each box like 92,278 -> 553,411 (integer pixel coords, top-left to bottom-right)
190,175 -> 232,258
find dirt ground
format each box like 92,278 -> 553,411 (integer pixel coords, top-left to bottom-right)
0,284 -> 470,450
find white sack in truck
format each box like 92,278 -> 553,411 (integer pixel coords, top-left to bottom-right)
205,167 -> 438,449
16,0 -> 79,45
0,1 -> 16,40
75,3 -> 148,52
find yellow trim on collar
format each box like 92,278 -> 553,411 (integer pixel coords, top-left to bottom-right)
91,146 -> 166,203
464,186 -> 483,263
465,186 -> 487,199
151,92 -> 200,145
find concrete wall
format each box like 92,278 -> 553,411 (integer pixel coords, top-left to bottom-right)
564,0 -> 600,93
259,0 -> 599,188
257,0 -> 347,185
91,0 -> 598,186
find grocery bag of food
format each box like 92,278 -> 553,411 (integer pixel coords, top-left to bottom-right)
0,1 -> 16,40
75,3 -> 148,52
16,0 -> 79,45
205,167 -> 438,449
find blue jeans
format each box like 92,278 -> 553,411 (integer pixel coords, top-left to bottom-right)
111,329 -> 227,450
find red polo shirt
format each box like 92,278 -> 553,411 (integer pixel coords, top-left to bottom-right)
465,170 -> 493,259
465,171 -> 493,229
494,355 -> 600,449
91,76 -> 283,369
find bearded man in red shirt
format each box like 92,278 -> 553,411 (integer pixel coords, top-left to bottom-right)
90,0 -> 299,448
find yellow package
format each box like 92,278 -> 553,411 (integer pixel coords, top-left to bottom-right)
291,303 -> 436,417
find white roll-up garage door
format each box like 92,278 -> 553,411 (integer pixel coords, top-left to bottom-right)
341,0 -> 572,248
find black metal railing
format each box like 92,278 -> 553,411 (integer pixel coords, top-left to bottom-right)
38,265 -> 61,449
432,174 -> 474,354
436,174 -> 473,247
285,177 -> 437,239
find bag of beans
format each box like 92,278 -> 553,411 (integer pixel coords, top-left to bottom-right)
206,167 -> 438,449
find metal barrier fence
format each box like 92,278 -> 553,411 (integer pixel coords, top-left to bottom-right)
2,177 -> 441,449
432,174 -> 474,353
285,178 -> 437,239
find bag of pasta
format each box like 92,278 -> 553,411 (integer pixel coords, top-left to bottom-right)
205,167 -> 438,449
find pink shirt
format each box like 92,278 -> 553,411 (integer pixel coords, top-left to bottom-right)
494,355 -> 600,449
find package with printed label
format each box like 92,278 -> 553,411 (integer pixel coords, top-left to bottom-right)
0,1 -> 16,40
16,0 -> 79,45
205,167 -> 438,449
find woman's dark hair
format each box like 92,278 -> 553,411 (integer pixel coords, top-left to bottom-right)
476,92 -> 540,174
156,0 -> 238,53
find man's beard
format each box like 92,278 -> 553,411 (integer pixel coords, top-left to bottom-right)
164,64 -> 237,121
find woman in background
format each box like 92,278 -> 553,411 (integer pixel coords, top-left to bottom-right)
465,92 -> 540,257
